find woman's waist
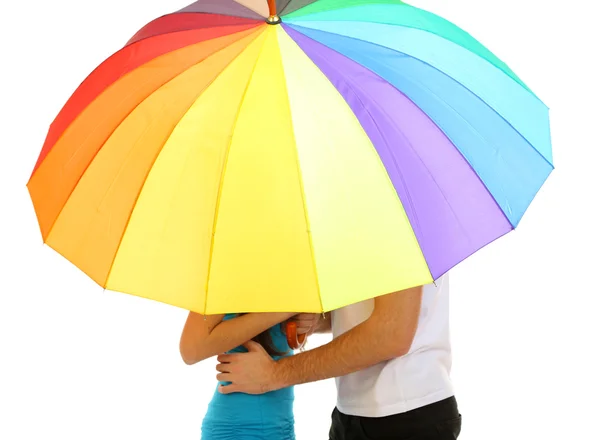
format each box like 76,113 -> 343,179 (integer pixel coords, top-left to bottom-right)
207,386 -> 294,417
202,417 -> 295,440
210,384 -> 293,402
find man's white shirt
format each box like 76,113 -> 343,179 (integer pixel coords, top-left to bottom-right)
331,274 -> 454,417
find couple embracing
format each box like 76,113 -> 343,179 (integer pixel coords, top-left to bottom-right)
180,275 -> 461,439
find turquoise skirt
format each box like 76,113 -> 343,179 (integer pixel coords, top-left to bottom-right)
201,315 -> 295,440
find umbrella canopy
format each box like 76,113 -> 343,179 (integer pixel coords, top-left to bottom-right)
27,0 -> 553,314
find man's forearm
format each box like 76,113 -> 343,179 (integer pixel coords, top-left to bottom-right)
272,316 -> 403,389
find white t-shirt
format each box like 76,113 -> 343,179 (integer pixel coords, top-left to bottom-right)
331,274 -> 454,417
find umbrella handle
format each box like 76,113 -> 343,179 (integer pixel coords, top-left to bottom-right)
285,320 -> 307,351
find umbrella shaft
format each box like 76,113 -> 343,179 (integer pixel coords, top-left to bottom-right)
268,0 -> 277,17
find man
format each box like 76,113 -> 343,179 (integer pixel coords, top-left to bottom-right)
216,275 -> 461,439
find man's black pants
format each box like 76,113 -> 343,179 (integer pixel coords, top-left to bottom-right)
329,396 -> 461,440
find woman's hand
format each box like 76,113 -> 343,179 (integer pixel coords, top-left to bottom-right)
289,313 -> 322,337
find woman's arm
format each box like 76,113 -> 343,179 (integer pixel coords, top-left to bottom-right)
179,312 -> 295,365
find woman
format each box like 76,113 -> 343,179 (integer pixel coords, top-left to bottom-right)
180,311 -> 298,440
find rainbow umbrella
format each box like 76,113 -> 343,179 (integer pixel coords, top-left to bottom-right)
27,0 -> 553,316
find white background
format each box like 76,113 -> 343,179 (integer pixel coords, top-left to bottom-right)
1,0 -> 599,439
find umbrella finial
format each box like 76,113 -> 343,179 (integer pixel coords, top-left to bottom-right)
267,0 -> 280,24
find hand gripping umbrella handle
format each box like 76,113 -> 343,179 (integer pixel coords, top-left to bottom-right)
286,320 -> 307,350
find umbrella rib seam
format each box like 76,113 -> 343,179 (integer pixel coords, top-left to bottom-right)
277,28 -> 325,314
127,21 -> 262,47
203,29 -> 270,314
337,81 -> 436,281
282,0 -> 399,19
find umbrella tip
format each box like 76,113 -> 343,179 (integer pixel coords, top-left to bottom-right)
266,15 -> 281,25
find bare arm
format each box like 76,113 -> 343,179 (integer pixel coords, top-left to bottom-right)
217,286 -> 422,394
180,311 -> 295,365
273,286 -> 420,387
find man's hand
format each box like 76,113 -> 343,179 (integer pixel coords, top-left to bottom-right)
215,285 -> 422,393
216,341 -> 280,395
291,313 -> 321,336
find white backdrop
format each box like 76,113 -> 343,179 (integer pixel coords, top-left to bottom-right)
1,1 -> 598,439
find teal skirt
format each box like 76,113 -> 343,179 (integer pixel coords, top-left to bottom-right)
201,386 -> 295,440
201,315 -> 295,440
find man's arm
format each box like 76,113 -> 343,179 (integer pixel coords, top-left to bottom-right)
273,287 -> 421,387
217,285 -> 422,394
